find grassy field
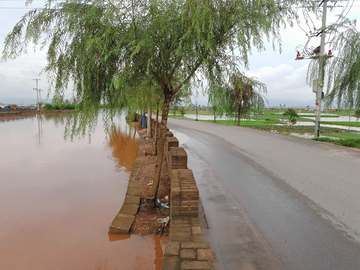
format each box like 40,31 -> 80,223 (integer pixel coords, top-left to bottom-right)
249,114 -> 314,122
199,119 -> 283,126
170,111 -> 360,149
313,137 -> 360,148
322,133 -> 360,140
245,125 -> 356,134
321,121 -> 360,127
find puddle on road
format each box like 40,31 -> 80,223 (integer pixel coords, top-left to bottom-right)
0,113 -> 164,270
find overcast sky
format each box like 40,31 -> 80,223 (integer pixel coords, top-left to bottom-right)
0,1 -> 359,106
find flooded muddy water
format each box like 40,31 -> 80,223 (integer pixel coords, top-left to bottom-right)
0,113 -> 165,270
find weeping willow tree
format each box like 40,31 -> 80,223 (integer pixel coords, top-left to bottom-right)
326,25 -> 360,110
306,22 -> 360,111
208,73 -> 267,125
226,73 -> 267,126
208,83 -> 228,123
2,0 -> 301,206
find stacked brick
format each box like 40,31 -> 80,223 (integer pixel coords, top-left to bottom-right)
163,135 -> 214,270
162,242 -> 214,270
171,169 -> 199,217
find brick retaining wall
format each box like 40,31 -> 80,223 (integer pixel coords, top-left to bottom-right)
163,136 -> 214,270
109,114 -> 214,269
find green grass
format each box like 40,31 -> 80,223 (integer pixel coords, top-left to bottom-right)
247,125 -> 357,134
322,133 -> 360,140
173,110 -> 360,148
199,119 -> 283,126
249,114 -> 314,122
298,114 -> 339,118
321,121 -> 360,127
184,111 -> 213,115
44,103 -> 77,111
313,137 -> 360,148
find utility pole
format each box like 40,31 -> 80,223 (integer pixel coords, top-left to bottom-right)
296,0 -> 331,137
33,79 -> 41,111
315,0 -> 327,137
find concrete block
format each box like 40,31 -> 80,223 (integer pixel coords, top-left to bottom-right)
181,261 -> 214,270
191,226 -> 201,235
170,148 -> 187,170
162,256 -> 180,270
126,187 -> 140,196
167,137 -> 179,150
197,249 -> 213,261
164,242 -> 180,256
172,187 -> 181,196
109,213 -> 135,234
193,234 -> 203,242
181,242 -> 211,249
180,249 -> 196,259
165,131 -> 174,137
120,204 -> 139,216
179,211 -> 198,217
124,195 -> 140,205
170,231 -> 192,242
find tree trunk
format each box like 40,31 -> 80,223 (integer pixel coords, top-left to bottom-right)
147,91 -> 172,208
237,106 -> 241,126
150,109 -> 153,138
214,108 -> 216,123
154,101 -> 159,156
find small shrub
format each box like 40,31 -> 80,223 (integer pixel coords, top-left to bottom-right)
44,103 -> 77,111
44,103 -> 55,110
283,108 -> 299,121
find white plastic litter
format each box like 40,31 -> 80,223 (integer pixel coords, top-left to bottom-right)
157,216 -> 170,226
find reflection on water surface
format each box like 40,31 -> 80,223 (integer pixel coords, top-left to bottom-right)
107,126 -> 139,172
0,112 -> 164,270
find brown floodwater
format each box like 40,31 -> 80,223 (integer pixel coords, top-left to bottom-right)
0,113 -> 165,270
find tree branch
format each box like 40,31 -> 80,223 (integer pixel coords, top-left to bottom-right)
172,58 -> 203,95
168,56 -> 182,84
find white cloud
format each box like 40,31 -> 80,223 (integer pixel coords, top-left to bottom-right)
245,64 -> 315,106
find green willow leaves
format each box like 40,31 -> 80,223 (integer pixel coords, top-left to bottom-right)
2,0 -> 300,132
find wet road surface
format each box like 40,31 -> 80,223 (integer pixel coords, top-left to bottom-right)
168,118 -> 360,270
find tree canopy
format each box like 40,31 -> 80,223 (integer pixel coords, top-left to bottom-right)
305,17 -> 360,111
283,108 -> 299,122
228,73 -> 267,125
2,0 -> 300,126
1,0 -> 302,206
325,24 -> 360,109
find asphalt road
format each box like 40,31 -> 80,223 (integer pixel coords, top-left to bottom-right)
168,118 -> 360,270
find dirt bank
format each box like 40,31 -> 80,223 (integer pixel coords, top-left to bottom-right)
130,127 -> 171,237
